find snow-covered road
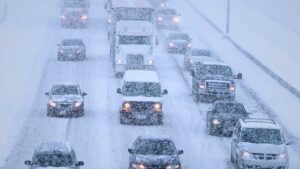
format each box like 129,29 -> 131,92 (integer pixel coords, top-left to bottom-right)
0,0 -> 300,168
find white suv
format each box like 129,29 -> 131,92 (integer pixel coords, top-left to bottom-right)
231,118 -> 291,169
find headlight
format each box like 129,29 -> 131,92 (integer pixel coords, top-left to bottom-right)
189,59 -> 193,64
148,60 -> 153,64
108,18 -> 112,23
59,50 -> 64,53
241,150 -> 252,159
116,59 -> 123,64
278,153 -> 288,159
212,119 -> 221,125
132,164 -> 145,169
76,50 -> 82,54
153,103 -> 162,112
158,17 -> 163,21
229,84 -> 236,91
81,14 -> 88,20
74,101 -> 82,108
169,42 -> 174,47
48,100 -> 57,107
187,43 -> 192,48
61,15 -> 66,20
122,102 -> 131,112
160,3 -> 165,7
173,16 -> 180,23
199,82 -> 206,90
166,165 -> 180,169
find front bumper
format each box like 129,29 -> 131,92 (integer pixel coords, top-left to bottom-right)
61,19 -> 88,26
47,104 -> 84,117
120,111 -> 162,125
58,51 -> 85,60
240,158 -> 288,169
198,90 -> 235,101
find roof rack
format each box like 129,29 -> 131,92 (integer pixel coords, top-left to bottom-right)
243,118 -> 276,124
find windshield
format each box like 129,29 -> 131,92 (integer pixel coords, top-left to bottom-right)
157,9 -> 176,15
196,64 -> 233,77
123,82 -> 161,97
115,8 -> 153,22
190,50 -> 210,56
51,85 -> 79,95
32,153 -> 74,167
169,34 -> 189,40
62,0 -> 87,8
135,140 -> 177,155
215,103 -> 246,114
119,36 -> 151,45
241,128 -> 283,144
62,40 -> 82,46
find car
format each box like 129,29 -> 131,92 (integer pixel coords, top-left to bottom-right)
58,39 -> 86,61
25,142 -> 84,169
117,70 -> 168,125
45,83 -> 87,117
155,8 -> 180,29
190,61 -> 242,102
60,0 -> 89,28
128,137 -> 184,169
149,0 -> 167,8
166,33 -> 192,54
206,101 -> 249,136
231,118 -> 291,169
183,48 -> 211,71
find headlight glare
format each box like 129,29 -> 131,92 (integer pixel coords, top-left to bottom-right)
122,102 -> 131,112
169,42 -> 174,47
278,153 -> 288,159
187,43 -> 192,48
212,119 -> 220,125
158,17 -> 163,21
199,82 -> 206,90
74,101 -> 82,108
117,59 -> 123,64
241,150 -> 252,159
132,164 -> 145,169
81,14 -> 88,20
229,84 -> 236,91
166,165 -> 180,169
148,60 -> 153,64
173,16 -> 180,22
48,100 -> 57,107
153,103 -> 162,112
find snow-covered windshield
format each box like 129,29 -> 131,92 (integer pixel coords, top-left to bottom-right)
51,85 -> 79,95
115,8 -> 153,22
196,64 -> 233,77
169,34 -> 190,40
241,128 -> 283,145
215,103 -> 246,114
62,40 -> 83,46
32,153 -> 74,167
190,49 -> 210,56
119,36 -> 151,45
157,9 -> 176,15
62,0 -> 87,8
135,140 -> 177,155
123,82 -> 161,97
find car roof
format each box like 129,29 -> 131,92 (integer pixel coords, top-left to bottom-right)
198,61 -> 229,67
240,118 -> 281,130
53,82 -> 79,86
214,101 -> 243,106
123,70 -> 160,83
137,136 -> 173,142
35,142 -> 73,154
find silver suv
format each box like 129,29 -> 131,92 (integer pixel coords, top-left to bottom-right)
231,118 -> 291,169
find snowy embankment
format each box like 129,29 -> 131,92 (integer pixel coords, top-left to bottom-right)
0,0 -> 57,166
168,0 -> 300,140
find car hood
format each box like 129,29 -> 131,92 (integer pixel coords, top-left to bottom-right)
50,95 -> 82,103
123,96 -> 162,102
134,154 -> 178,165
118,45 -> 151,56
239,142 -> 286,154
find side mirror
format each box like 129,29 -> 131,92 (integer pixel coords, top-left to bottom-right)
24,160 -> 32,166
178,150 -> 184,154
75,161 -> 84,166
190,70 -> 195,77
117,88 -> 122,94
128,148 -> 134,154
45,92 -> 50,96
235,73 -> 242,79
162,89 -> 168,95
82,92 -> 87,96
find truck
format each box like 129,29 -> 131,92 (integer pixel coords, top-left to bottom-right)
107,0 -> 159,77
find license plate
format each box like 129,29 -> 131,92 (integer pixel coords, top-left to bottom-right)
136,114 -> 147,119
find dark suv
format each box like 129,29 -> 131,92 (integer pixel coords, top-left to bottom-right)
128,137 -> 184,169
45,83 -> 87,117
206,101 -> 249,136
25,142 -> 84,169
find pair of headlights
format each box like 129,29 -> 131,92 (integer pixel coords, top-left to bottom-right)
240,151 -> 288,160
122,102 -> 162,112
132,164 -> 179,169
48,100 -> 82,108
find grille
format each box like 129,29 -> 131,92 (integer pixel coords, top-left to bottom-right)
59,103 -> 73,109
206,81 -> 229,91
127,54 -> 144,65
130,101 -> 154,112
253,153 -> 277,160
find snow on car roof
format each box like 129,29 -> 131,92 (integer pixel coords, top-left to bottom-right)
241,118 -> 281,129
123,70 -> 160,83
53,82 -> 79,86
36,142 -> 72,153
201,61 -> 229,67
